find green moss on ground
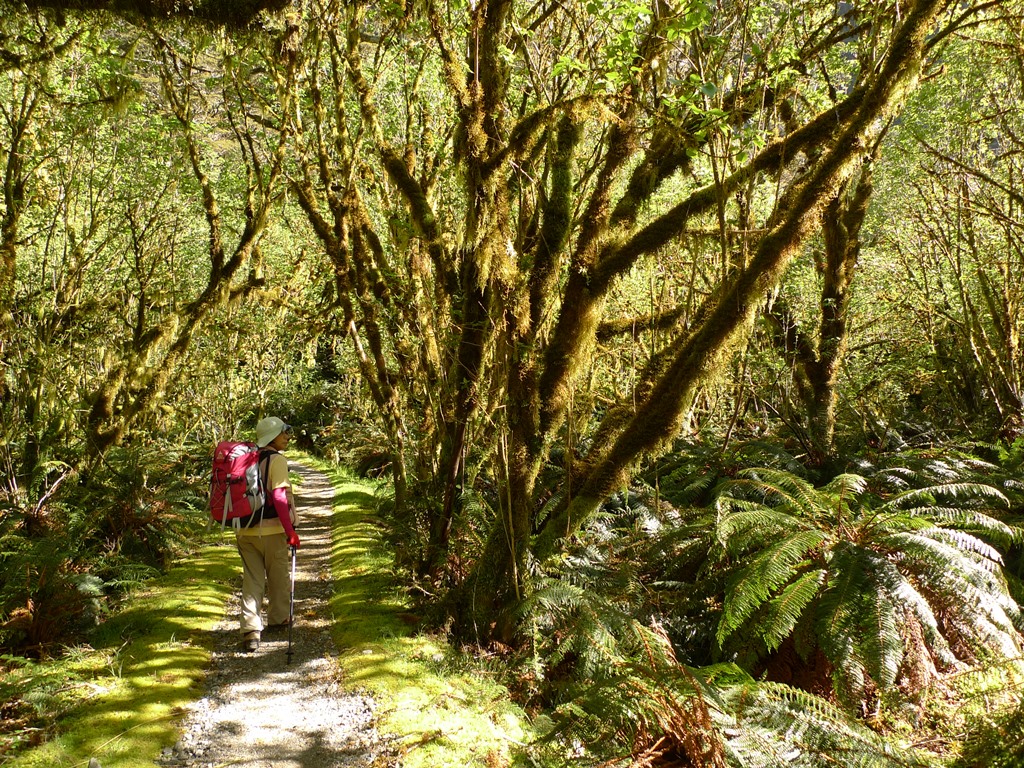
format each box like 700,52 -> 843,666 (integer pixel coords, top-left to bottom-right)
309,458 -> 537,768
3,457 -> 537,767
1,546 -> 237,768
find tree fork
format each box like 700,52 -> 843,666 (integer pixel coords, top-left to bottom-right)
534,0 -> 949,560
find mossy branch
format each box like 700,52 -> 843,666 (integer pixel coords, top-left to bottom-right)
534,0 -> 948,556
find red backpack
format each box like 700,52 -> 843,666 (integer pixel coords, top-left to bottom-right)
209,441 -> 269,528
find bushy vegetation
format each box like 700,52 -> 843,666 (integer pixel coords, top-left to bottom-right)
0,442 -> 209,656
496,442 -> 1024,765
4,1 -> 1024,766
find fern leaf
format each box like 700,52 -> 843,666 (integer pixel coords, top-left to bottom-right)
718,529 -> 827,643
894,580 -> 955,666
926,528 -> 1004,565
857,557 -> 904,690
884,531 -> 972,581
815,545 -> 870,692
719,680 -> 940,767
882,482 -> 1009,512
895,507 -> 1017,543
821,473 -> 869,499
716,506 -> 808,551
729,468 -> 821,516
755,568 -> 825,652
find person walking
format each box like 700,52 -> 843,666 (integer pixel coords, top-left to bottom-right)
236,416 -> 301,652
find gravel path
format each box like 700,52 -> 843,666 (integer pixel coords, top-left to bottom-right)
158,462 -> 394,768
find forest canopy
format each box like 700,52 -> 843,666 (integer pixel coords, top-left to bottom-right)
4,0 -> 1024,765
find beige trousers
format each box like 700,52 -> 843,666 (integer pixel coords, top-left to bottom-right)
236,531 -> 291,634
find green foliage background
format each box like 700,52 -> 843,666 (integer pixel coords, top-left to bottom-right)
3,1 -> 1024,766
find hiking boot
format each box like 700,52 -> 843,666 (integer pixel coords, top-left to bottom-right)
241,632 -> 260,652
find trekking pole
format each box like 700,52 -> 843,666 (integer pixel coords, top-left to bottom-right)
287,544 -> 297,665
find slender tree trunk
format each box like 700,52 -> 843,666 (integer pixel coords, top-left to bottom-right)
766,155 -> 876,468
0,85 -> 37,408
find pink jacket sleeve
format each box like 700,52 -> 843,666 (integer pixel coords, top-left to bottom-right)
271,486 -> 297,539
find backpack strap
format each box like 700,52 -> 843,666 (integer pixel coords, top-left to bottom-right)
256,449 -> 280,521
234,449 -> 279,529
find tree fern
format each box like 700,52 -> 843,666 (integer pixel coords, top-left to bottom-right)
821,472 -> 870,498
539,625 -> 731,767
716,677 -> 941,768
711,467 -> 1024,712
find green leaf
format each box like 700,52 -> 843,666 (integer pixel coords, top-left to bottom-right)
757,568 -> 825,652
719,529 -> 827,643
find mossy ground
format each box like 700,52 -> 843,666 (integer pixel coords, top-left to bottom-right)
1,457 -> 537,768
310,457 -> 536,768
1,546 -> 237,768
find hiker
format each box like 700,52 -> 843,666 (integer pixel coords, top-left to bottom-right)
236,416 -> 301,652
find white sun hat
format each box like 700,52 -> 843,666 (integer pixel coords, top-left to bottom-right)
256,416 -> 291,448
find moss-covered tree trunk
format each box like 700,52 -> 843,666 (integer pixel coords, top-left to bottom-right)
84,29 -> 295,456
0,74 -> 38,468
766,155 -> 877,469
284,0 -> 972,644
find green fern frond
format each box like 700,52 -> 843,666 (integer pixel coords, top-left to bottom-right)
928,528 -> 1004,565
875,466 -> 920,489
833,642 -> 868,709
885,531 -> 976,579
882,482 -> 1009,512
718,529 -> 827,643
910,554 -> 1015,624
718,680 -> 939,767
661,468 -> 719,505
964,610 -> 1021,659
752,568 -> 825,653
726,468 -> 821,516
893,506 -> 1017,543
716,506 -> 808,551
880,569 -> 958,671
894,580 -> 956,666
893,533 -> 1021,653
875,453 -> 998,489
815,547 -> 870,690
858,574 -> 904,690
459,487 -> 493,519
538,580 -> 589,611
712,494 -> 756,518
821,472 -> 869,498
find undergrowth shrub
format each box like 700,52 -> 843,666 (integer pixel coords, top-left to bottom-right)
714,675 -> 939,768
513,439 -> 1024,765
0,440 -> 208,655
0,654 -> 60,756
954,694 -> 1024,768
517,484 -> 943,767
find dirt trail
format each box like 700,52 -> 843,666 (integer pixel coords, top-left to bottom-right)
158,462 -> 390,768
